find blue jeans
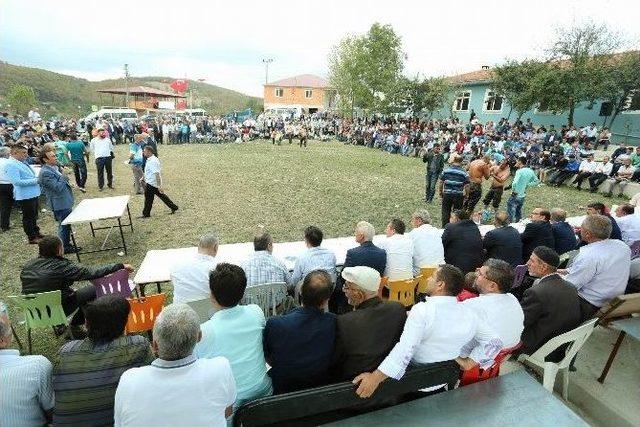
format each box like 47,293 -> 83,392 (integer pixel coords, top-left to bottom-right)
425,171 -> 439,201
54,208 -> 73,250
506,194 -> 525,222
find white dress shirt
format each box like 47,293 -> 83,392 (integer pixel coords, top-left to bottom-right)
378,296 -> 502,379
461,293 -> 524,349
0,157 -> 11,184
170,253 -> 217,304
564,239 -> 631,307
89,136 -> 113,159
114,355 -> 236,427
594,162 -> 613,175
144,155 -> 161,187
615,214 -> 640,245
409,224 -> 444,274
579,160 -> 597,173
378,234 -> 414,280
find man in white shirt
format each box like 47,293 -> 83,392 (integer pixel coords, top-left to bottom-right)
140,146 -> 178,218
378,218 -> 414,280
572,154 -> 597,190
409,209 -> 444,275
459,259 -> 524,368
588,156 -> 613,193
170,233 -> 219,304
114,304 -> 236,427
352,264 -> 502,398
89,126 -> 114,190
606,156 -> 634,197
614,204 -> 640,245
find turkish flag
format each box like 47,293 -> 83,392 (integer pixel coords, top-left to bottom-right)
170,79 -> 189,93
176,100 -> 187,110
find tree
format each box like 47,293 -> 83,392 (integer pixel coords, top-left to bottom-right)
6,84 -> 38,116
544,22 -> 622,125
329,23 -> 405,116
398,75 -> 451,118
596,51 -> 640,128
490,60 -> 547,119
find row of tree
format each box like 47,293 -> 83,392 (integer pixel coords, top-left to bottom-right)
328,22 -> 640,127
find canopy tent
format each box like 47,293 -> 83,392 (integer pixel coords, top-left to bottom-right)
96,86 -> 186,99
96,86 -> 186,111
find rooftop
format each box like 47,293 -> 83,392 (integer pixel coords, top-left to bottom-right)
96,86 -> 186,98
266,74 -> 329,89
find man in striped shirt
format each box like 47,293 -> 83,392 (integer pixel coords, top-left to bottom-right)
52,295 -> 153,425
438,154 -> 470,226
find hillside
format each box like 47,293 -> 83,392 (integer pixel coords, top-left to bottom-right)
0,61 -> 262,117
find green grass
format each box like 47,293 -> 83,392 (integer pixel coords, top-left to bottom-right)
0,140 -> 617,359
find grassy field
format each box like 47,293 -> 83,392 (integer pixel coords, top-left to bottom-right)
0,140 -> 618,358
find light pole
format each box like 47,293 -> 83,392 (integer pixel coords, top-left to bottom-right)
124,63 -> 130,107
262,58 -> 273,84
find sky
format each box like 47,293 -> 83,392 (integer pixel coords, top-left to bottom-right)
1,0 -> 637,97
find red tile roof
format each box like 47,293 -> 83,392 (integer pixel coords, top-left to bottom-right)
266,74 -> 329,88
447,69 -> 494,85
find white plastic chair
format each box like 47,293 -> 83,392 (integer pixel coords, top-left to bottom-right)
186,298 -> 214,323
241,282 -> 287,318
518,318 -> 598,400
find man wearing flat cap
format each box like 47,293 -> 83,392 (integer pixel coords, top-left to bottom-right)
331,266 -> 406,381
520,246 -> 581,357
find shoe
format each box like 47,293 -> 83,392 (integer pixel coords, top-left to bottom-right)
108,185 -> 115,190
99,187 -> 104,192
37,233 -> 44,239
29,237 -> 42,244
64,246 -> 82,254
78,187 -> 86,193
170,207 -> 179,214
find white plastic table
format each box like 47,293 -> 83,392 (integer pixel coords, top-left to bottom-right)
62,195 -> 133,261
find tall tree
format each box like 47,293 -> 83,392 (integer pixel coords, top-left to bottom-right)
398,75 -> 451,118
6,84 -> 38,116
596,51 -> 640,128
490,60 -> 546,119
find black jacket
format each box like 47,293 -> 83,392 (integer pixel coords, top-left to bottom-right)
423,151 -> 445,175
521,221 -> 555,263
483,225 -> 523,267
21,256 -> 124,301
332,297 -> 406,381
520,274 -> 582,355
551,221 -> 578,255
442,219 -> 484,273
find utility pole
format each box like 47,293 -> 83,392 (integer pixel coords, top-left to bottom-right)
262,58 -> 273,84
124,63 -> 130,107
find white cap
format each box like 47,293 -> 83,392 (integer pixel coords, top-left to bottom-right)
341,266 -> 381,292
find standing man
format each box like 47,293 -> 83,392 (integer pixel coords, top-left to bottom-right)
483,158 -> 510,212
129,135 -> 145,195
140,146 -> 178,218
464,155 -> 491,213
438,154 -> 470,227
0,147 -> 12,232
65,132 -> 88,192
38,147 -> 78,254
422,143 -> 445,203
507,156 -> 539,223
5,144 -> 41,243
89,126 -> 114,191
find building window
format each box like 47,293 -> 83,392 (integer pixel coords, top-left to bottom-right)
483,90 -> 503,112
599,101 -> 613,117
453,91 -> 471,111
275,88 -> 283,97
305,89 -> 313,99
622,90 -> 640,113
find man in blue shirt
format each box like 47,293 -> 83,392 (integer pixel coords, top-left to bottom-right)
5,144 -> 41,243
507,156 -> 539,223
550,208 -> 578,255
129,136 -> 145,195
65,132 -> 88,192
264,270 -> 336,394
438,154 -> 469,226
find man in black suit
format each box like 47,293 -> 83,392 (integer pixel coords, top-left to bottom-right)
520,246 -> 581,357
483,211 -> 523,267
332,266 -> 406,381
442,209 -> 484,273
550,208 -> 578,255
330,221 -> 386,314
521,208 -> 555,263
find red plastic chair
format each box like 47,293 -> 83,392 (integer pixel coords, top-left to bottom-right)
459,342 -> 522,386
125,294 -> 166,334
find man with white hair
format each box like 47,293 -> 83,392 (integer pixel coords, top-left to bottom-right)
170,233 -> 219,304
114,304 -> 236,426
409,209 -> 444,274
614,204 -> 640,245
0,303 -> 55,427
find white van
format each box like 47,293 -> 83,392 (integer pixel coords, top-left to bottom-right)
84,107 -> 138,123
183,108 -> 207,117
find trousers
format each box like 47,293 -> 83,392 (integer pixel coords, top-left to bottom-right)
18,197 -> 40,239
441,193 -> 464,226
142,183 -> 178,217
0,183 -> 13,231
95,156 -> 113,189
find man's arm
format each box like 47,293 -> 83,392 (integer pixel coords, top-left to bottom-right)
460,317 -> 503,369
62,260 -> 130,281
562,253 -> 594,291
37,358 -> 55,423
520,287 -> 544,328
6,163 -> 38,187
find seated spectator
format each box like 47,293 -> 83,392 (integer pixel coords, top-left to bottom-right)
52,295 -> 152,425
352,264 -> 502,398
409,209 -> 444,274
378,218 -> 414,280
550,208 -> 577,255
562,215 -> 631,321
605,156 -> 634,197
331,221 -> 386,314
585,202 -> 622,241
483,211 -> 523,267
521,208 -> 555,262
548,155 -> 580,187
114,304 -> 236,426
572,154 -> 597,190
521,247 -> 581,357
170,232 -> 218,304
264,270 -> 336,394
457,272 -> 479,302
460,259 -> 524,356
194,263 -> 272,407
332,266 -> 406,381
587,156 -> 613,193
291,225 -> 337,285
442,210 -> 484,273
0,306 -> 54,427
20,235 -> 133,338
242,230 -> 292,306
614,204 -> 640,245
